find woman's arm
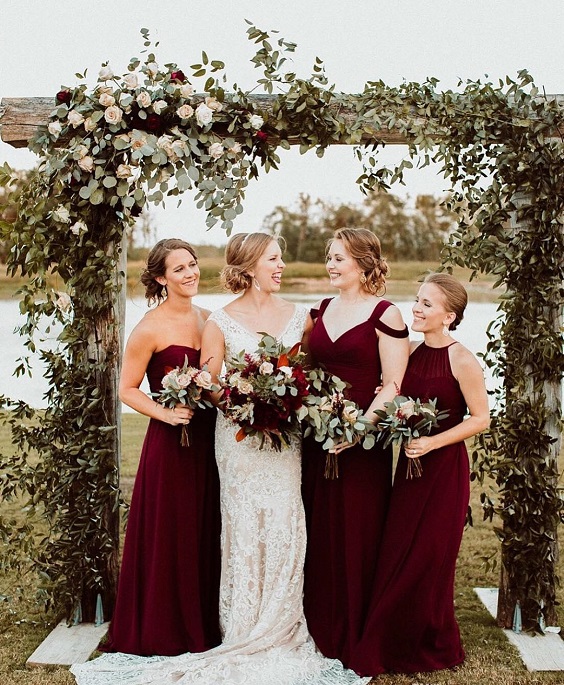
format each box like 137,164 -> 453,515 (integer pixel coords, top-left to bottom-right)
407,345 -> 490,457
200,319 -> 226,407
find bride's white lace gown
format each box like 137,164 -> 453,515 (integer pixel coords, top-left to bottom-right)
71,306 -> 369,685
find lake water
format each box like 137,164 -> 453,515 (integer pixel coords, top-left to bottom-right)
0,293 -> 501,410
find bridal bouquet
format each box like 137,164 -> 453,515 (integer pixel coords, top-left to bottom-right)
220,334 -> 310,450
153,356 -> 219,447
299,368 -> 376,479
373,395 -> 449,478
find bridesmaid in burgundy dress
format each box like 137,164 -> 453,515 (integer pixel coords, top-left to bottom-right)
351,273 -> 490,676
103,239 -> 221,656
301,228 -> 410,668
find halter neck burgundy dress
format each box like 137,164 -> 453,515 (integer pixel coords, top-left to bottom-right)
103,345 -> 222,657
351,341 -> 469,676
301,298 -> 409,668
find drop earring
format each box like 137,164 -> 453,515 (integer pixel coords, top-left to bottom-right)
253,277 -> 261,292
360,273 -> 367,285
442,324 -> 450,337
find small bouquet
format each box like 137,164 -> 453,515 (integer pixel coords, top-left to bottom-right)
220,334 -> 310,451
152,356 -> 219,447
373,395 -> 449,478
299,368 -> 376,479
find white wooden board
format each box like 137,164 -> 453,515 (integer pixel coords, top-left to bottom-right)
474,587 -> 564,671
26,620 -> 109,667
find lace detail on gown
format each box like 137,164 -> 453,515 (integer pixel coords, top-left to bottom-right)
71,305 -> 369,685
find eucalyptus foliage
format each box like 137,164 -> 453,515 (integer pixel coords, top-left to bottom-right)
0,25 -> 563,627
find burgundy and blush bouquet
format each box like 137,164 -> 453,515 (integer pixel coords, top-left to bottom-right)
153,356 -> 219,446
299,368 -> 376,478
373,395 -> 449,478
220,334 -> 310,450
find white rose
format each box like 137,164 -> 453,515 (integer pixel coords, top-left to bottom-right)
75,144 -> 89,159
249,114 -> 264,130
397,399 -> 416,419
53,205 -> 71,224
170,139 -> 185,160
136,91 -> 152,108
131,132 -> 148,150
78,156 -> 94,172
67,110 -> 85,128
195,103 -> 213,126
104,106 -> 123,125
152,99 -> 168,115
158,168 -> 172,184
123,73 -> 139,90
229,142 -> 242,155
205,96 -> 222,112
54,291 -> 72,313
176,372 -> 193,388
146,61 -> 159,78
236,378 -> 254,395
208,142 -> 224,159
195,370 -> 213,389
179,83 -> 195,98
48,121 -> 62,137
70,220 -> 88,235
278,366 -> 293,377
342,406 -> 359,423
116,164 -> 133,180
98,65 -> 114,81
99,93 -> 115,107
84,116 -> 97,132
176,104 -> 194,119
259,362 -> 274,375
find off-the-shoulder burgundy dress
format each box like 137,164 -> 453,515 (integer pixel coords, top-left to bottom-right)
301,298 -> 408,668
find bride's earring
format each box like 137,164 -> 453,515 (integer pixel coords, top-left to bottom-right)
253,277 -> 261,292
442,323 -> 450,336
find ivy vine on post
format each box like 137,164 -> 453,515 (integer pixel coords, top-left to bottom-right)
0,25 -> 563,629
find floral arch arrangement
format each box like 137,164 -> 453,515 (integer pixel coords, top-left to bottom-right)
0,24 -> 563,631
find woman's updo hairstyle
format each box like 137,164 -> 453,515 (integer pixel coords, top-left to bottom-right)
329,227 -> 390,296
423,273 -> 468,330
221,232 -> 284,294
140,238 -> 197,305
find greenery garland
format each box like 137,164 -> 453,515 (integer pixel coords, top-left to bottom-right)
0,24 -> 563,628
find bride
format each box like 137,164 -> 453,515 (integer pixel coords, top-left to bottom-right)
71,232 -> 370,685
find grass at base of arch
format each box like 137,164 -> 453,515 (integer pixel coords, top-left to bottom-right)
0,415 -> 561,685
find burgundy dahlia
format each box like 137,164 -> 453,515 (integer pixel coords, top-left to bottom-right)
170,70 -> 187,83
56,89 -> 72,105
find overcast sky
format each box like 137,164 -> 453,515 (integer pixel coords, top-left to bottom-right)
1,0 -> 563,246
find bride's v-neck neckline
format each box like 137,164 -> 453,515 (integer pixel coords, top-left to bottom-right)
220,305 -> 297,341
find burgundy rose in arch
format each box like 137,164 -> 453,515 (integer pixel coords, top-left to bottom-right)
56,89 -> 72,105
144,113 -> 163,134
255,130 -> 269,143
170,70 -> 187,83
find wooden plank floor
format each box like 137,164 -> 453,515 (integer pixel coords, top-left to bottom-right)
475,588 -> 564,672
26,621 -> 109,668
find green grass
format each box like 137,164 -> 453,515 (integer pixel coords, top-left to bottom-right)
2,418 -> 561,684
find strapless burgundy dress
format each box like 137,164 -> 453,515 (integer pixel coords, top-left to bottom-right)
103,345 -> 221,656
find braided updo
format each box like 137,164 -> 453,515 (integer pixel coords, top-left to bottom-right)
329,228 -> 390,296
423,273 -> 468,330
220,232 -> 284,294
140,238 -> 198,305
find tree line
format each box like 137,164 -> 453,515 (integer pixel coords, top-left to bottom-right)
1,168 -> 455,263
263,192 -> 457,263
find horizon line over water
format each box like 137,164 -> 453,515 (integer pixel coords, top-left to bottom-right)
0,293 -> 500,411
